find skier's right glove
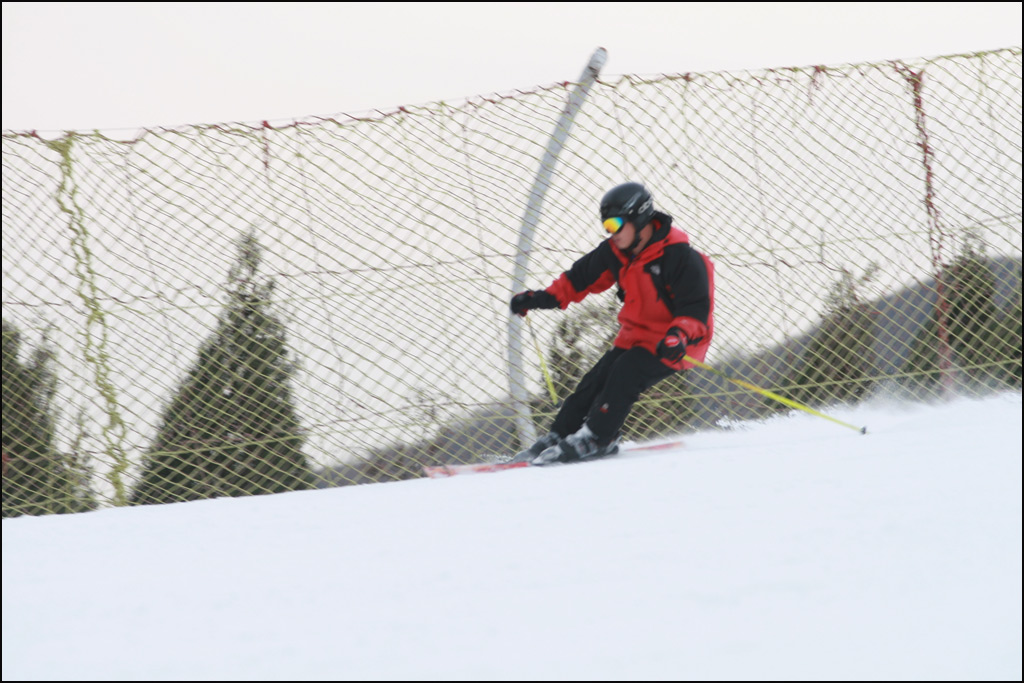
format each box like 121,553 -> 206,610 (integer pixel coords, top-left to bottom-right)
510,290 -> 559,317
656,327 -> 690,363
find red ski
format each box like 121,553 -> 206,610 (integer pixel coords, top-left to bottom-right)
423,461 -> 531,478
422,438 -> 684,479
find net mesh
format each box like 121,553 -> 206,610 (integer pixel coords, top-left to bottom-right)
3,48 -> 1020,514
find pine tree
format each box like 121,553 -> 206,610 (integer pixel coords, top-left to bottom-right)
2,320 -> 97,517
131,232 -> 313,505
781,266 -> 878,409
953,259 -> 1021,389
990,268 -> 1022,388
902,240 -> 1015,394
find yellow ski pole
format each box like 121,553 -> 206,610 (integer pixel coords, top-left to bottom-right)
526,316 -> 559,405
684,355 -> 867,434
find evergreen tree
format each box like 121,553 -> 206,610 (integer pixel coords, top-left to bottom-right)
990,268 -> 1022,388
2,320 -> 97,517
781,266 -> 878,409
964,263 -> 1021,389
131,232 -> 313,505
902,240 -> 1017,393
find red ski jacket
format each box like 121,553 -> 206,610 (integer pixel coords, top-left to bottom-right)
543,212 -> 715,370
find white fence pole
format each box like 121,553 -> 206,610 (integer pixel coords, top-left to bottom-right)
507,47 -> 607,451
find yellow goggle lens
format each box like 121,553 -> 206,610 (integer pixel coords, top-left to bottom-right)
603,216 -> 625,234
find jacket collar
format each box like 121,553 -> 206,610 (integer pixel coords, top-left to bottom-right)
608,210 -> 688,262
648,211 -> 673,244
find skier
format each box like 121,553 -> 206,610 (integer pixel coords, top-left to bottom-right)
509,182 -> 715,465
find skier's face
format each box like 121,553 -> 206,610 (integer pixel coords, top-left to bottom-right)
610,221 -> 637,250
610,221 -> 654,254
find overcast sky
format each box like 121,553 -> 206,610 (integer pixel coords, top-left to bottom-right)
3,2 -> 1021,132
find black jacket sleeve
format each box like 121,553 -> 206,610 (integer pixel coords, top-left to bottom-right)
660,242 -> 711,325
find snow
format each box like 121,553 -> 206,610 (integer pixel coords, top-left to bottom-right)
3,391 -> 1021,680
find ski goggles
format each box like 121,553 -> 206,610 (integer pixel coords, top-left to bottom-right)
603,216 -> 626,234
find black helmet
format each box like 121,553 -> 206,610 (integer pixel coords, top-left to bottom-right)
600,182 -> 655,227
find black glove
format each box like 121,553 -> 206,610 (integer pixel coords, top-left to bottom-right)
510,290 -> 559,316
656,327 -> 690,363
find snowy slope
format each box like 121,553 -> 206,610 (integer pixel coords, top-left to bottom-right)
3,392 -> 1021,680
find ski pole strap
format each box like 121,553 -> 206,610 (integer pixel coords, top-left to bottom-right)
684,355 -> 867,434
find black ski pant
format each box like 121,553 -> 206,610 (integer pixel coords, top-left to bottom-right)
550,346 -> 676,444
